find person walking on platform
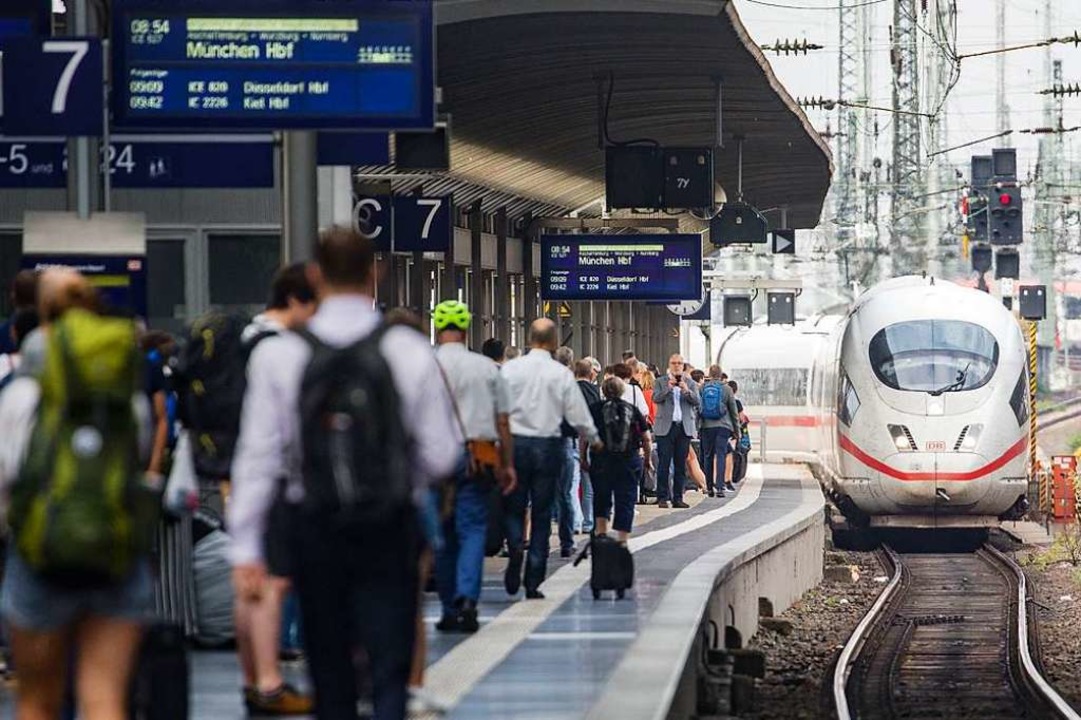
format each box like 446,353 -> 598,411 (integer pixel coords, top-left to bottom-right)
501,319 -> 600,600
432,300 -> 517,634
481,337 -> 506,365
586,377 -> 653,541
0,270 -> 154,720
554,346 -> 584,555
699,365 -> 741,498
229,227 -> 459,720
652,353 -> 700,509
233,264 -> 317,716
574,359 -> 602,535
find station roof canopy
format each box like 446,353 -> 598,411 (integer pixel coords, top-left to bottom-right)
419,0 -> 832,230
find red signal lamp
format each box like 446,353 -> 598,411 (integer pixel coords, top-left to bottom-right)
999,193 -> 1012,206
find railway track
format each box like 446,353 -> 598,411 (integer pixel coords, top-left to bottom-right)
833,544 -> 1080,720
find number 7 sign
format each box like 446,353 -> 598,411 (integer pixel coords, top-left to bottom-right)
1,37 -> 103,136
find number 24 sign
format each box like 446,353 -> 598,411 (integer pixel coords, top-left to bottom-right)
1,37 -> 104,136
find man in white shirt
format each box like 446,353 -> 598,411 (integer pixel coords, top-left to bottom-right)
432,300 -> 516,634
228,227 -> 459,720
500,319 -> 600,600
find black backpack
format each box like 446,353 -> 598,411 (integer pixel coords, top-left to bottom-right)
297,326 -> 413,528
177,314 -> 275,481
601,400 -> 635,456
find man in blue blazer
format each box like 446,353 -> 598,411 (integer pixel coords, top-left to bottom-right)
651,353 -> 700,508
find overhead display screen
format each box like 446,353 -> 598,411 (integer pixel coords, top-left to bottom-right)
111,0 -> 434,130
541,234 -> 702,302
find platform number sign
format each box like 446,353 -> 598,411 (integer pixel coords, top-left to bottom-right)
1,38 -> 104,136
393,196 -> 453,253
352,194 -> 392,252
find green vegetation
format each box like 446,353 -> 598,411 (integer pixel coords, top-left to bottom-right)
1070,434 -> 1081,454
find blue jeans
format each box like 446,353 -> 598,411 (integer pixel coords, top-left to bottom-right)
505,436 -> 563,592
580,468 -> 594,533
592,455 -> 639,533
700,427 -> 733,494
556,439 -> 583,551
435,461 -> 490,613
281,591 -> 303,653
656,428 -> 692,503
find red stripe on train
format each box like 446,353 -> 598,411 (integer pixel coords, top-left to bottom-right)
838,433 -> 1026,482
752,415 -> 820,428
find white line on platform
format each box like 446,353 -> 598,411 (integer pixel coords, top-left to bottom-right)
422,466 -> 767,709
527,632 -> 638,641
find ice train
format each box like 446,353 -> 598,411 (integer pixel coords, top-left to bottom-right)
718,276 -> 1030,529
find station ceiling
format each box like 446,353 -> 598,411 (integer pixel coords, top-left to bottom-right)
425,0 -> 833,230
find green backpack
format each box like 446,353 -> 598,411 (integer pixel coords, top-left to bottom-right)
12,309 -> 160,587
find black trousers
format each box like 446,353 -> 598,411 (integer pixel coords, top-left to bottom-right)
292,509 -> 420,720
656,428 -> 692,503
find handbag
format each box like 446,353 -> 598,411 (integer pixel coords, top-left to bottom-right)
163,431 -> 199,517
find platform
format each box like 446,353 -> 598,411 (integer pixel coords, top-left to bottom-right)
0,464 -> 825,720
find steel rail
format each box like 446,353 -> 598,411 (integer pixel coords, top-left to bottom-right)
831,546 -> 902,720
984,545 -> 1081,720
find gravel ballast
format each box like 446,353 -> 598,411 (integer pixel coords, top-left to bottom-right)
741,549 -> 885,720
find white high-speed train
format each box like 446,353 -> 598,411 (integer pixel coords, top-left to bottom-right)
718,276 -> 1030,529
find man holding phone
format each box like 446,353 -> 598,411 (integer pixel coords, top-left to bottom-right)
651,353 -> 701,509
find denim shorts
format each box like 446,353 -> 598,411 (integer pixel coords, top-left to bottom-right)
0,550 -> 154,632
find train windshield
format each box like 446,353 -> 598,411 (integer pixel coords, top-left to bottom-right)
868,320 -> 999,393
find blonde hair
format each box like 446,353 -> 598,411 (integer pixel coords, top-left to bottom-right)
38,269 -> 98,323
639,371 -> 655,392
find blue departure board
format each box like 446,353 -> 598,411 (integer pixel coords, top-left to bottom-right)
111,0 -> 434,130
541,235 -> 703,302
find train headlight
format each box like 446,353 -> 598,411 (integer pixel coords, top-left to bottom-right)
888,424 -> 918,452
957,424 -> 983,451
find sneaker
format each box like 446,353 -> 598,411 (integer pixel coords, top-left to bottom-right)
525,588 -> 546,600
726,483 -> 736,492
657,501 -> 671,509
672,500 -> 690,509
246,683 -> 313,716
505,550 -> 523,596
560,547 -> 573,558
436,612 -> 462,633
457,600 -> 480,633
408,687 -> 448,715
707,490 -> 715,498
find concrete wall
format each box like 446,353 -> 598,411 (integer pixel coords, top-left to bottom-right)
668,504 -> 826,719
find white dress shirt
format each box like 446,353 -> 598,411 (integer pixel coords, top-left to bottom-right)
436,342 -> 510,442
673,387 -> 683,424
228,295 -> 461,566
622,383 -> 650,419
500,349 -> 599,443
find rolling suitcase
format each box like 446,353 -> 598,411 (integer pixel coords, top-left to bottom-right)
732,448 -> 749,484
575,534 -> 634,600
130,623 -> 190,720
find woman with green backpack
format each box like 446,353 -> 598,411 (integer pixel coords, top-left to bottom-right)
0,269 -> 157,720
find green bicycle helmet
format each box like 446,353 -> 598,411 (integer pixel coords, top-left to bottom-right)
433,300 -> 472,331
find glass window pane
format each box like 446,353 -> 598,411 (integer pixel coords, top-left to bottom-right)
208,234 -> 280,317
868,320 -> 999,393
147,239 -> 187,334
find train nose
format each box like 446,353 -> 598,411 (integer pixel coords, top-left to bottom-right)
880,451 -> 993,511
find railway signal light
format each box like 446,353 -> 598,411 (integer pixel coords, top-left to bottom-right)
723,295 -> 753,327
971,244 -> 992,274
995,250 -> 1020,280
767,292 -> 795,325
1019,286 -> 1047,321
989,183 -> 1023,245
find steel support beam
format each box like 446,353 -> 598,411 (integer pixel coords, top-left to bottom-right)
469,200 -> 484,349
283,132 -> 319,263
495,207 -> 510,344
